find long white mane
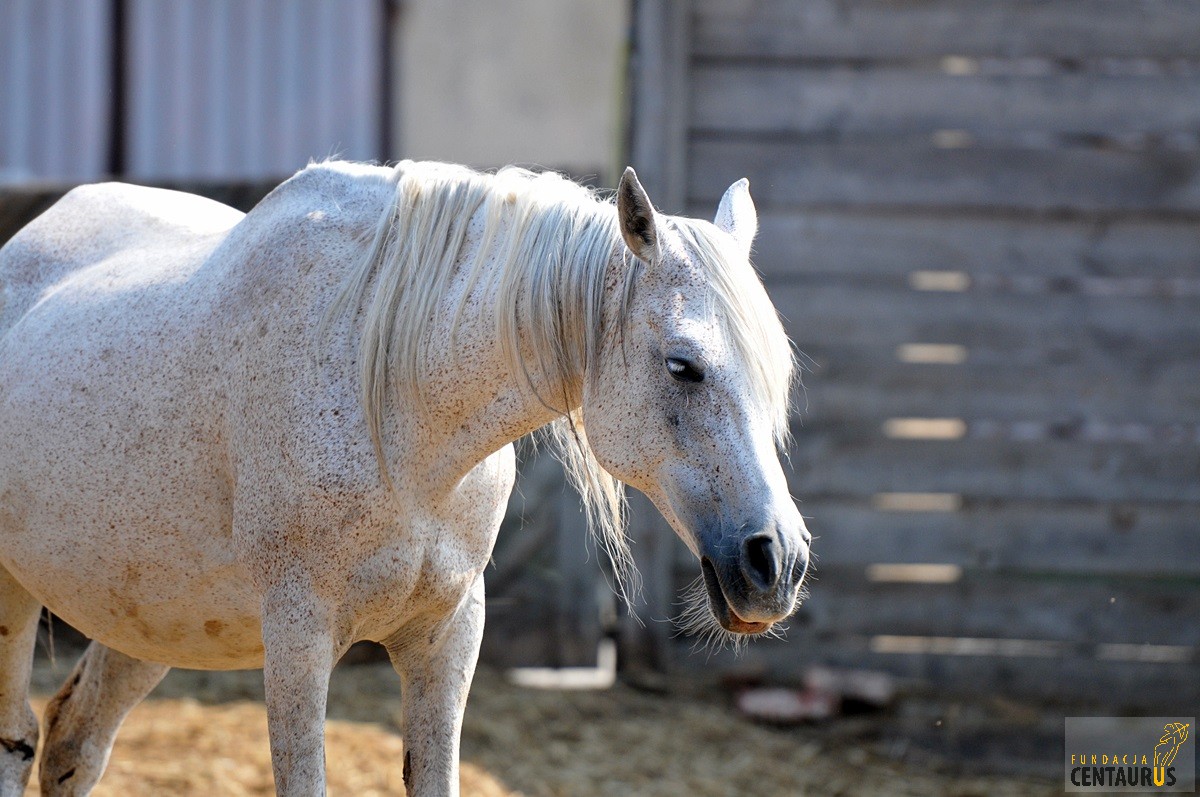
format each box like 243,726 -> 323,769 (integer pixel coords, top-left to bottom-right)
322,160 -> 795,595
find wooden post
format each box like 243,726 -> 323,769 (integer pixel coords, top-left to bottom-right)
617,491 -> 680,678
628,0 -> 690,215
554,478 -> 603,667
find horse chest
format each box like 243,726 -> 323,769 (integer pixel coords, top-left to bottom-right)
339,528 -> 494,645
361,443 -> 515,602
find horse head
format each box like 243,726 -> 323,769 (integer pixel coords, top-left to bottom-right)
584,167 -> 810,640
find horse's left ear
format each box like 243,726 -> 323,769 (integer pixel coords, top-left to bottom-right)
617,167 -> 659,263
714,178 -> 757,259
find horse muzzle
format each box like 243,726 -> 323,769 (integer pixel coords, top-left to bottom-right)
699,520 -> 810,635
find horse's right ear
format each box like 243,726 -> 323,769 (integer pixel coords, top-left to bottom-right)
617,167 -> 658,263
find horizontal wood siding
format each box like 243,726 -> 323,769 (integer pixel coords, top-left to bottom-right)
789,437 -> 1200,503
743,568 -> 1200,648
690,140 -> 1200,213
770,281 -> 1200,351
779,503 -> 1200,576
693,66 -> 1200,136
747,212 -> 1200,280
632,0 -> 1200,709
801,349 -> 1200,427
692,0 -> 1200,60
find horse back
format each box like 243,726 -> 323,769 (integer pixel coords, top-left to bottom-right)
0,183 -> 244,336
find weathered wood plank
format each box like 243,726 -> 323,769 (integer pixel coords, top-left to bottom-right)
784,568 -> 1200,647
693,66 -> 1200,136
794,349 -> 1200,426
791,501 -> 1200,576
483,451 -> 605,668
554,478 -> 604,665
767,280 -> 1200,355
741,211 -> 1200,281
803,379 -> 1200,430
693,0 -> 1200,60
690,139 -> 1200,213
672,634 -> 1198,710
786,433 -> 1200,503
617,491 -> 678,673
629,0 -> 691,214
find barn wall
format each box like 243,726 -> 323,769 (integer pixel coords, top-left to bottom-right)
0,0 -> 385,183
394,0 -> 627,182
124,0 -> 384,181
0,0 -> 628,184
629,0 -> 1200,709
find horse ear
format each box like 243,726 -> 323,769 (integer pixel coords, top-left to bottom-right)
617,167 -> 658,262
714,178 -> 757,259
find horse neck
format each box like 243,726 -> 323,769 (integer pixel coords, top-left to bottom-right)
394,233 -> 619,490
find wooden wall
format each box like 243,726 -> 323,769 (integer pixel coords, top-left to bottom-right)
629,0 -> 1200,709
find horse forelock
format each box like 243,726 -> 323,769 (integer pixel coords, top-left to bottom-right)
666,218 -> 797,450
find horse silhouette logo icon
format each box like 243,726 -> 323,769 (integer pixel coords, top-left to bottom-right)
1153,722 -> 1191,786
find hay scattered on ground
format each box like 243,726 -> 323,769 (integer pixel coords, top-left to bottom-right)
459,668 -> 1056,797
24,697 -> 511,797
24,660 -> 1057,796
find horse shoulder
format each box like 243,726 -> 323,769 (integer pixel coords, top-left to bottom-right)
208,166 -> 400,488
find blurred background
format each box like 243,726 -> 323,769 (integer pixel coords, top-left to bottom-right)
0,0 -> 625,182
2,0 -> 1198,794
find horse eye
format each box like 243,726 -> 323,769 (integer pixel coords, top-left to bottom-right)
665,357 -> 704,383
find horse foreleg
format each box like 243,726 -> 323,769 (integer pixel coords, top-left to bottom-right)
38,642 -> 168,795
387,576 -> 485,797
0,568 -> 41,796
261,589 -> 339,797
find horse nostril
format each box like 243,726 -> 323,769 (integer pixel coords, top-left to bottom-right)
741,533 -> 781,592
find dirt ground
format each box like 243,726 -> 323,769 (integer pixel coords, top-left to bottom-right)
24,654 -> 1060,796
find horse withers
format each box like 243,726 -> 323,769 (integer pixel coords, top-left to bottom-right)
0,160 -> 809,795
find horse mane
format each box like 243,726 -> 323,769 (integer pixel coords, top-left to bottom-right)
321,159 -> 795,599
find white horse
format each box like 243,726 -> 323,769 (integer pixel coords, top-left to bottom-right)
0,160 -> 810,795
